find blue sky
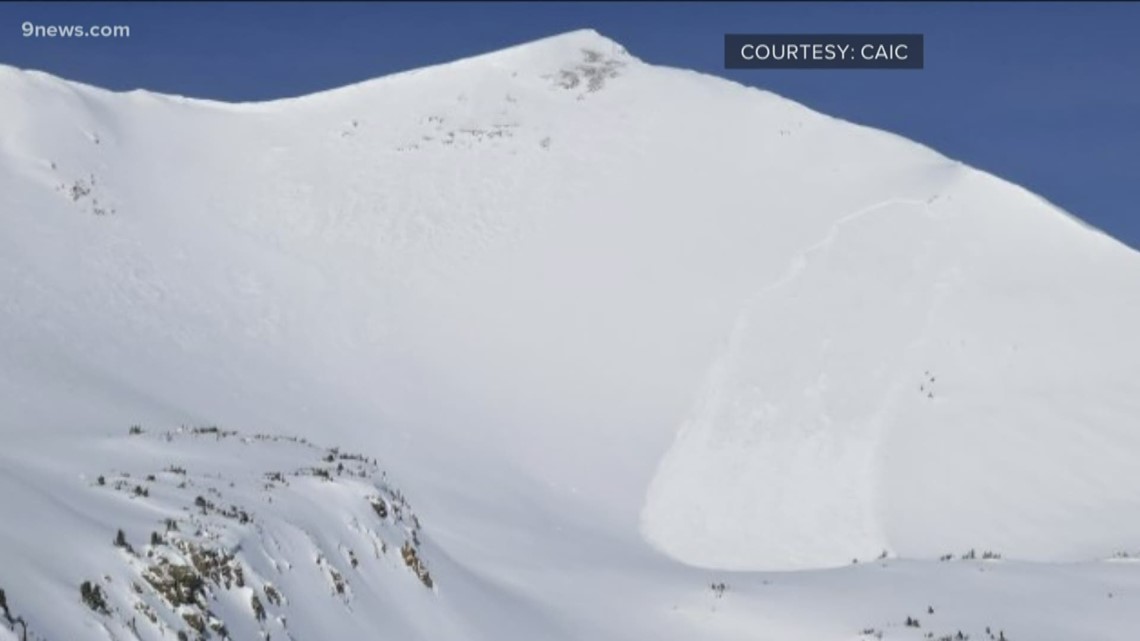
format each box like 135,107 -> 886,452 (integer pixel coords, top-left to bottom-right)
2,2 -> 1137,249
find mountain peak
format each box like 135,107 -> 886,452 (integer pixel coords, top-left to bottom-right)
472,28 -> 634,68
521,28 -> 624,49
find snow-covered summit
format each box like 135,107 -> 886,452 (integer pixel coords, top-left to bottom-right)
456,28 -> 633,67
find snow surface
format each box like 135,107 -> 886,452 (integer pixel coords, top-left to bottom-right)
2,28 -> 1140,640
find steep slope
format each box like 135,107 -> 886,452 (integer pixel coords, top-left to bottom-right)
2,28 -> 1140,641
642,176 -> 1140,570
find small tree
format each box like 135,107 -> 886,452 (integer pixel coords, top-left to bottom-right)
250,594 -> 266,622
80,581 -> 109,614
114,529 -> 135,554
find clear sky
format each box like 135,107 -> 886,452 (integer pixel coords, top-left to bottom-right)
2,2 -> 1137,249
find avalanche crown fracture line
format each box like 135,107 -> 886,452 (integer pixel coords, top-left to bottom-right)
725,34 -> 924,69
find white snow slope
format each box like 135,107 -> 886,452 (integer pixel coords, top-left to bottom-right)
2,29 -> 1140,641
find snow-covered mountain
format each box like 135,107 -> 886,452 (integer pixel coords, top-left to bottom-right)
2,29 -> 1139,641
